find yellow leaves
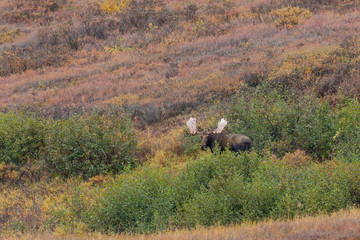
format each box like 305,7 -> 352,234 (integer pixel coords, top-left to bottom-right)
275,6 -> 312,29
333,130 -> 341,141
54,226 -> 68,236
0,26 -> 23,44
103,43 -> 122,54
0,163 -> 19,182
103,37 -> 134,54
104,93 -> 139,105
193,20 -> 205,34
97,0 -> 131,14
147,22 -> 159,32
208,72 -> 218,80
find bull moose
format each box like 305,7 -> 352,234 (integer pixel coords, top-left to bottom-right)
186,118 -> 252,153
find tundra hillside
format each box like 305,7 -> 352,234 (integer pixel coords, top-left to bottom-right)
1,0 -> 360,238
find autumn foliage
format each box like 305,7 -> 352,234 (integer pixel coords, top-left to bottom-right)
1,0 -> 360,238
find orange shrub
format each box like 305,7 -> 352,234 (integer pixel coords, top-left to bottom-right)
282,150 -> 312,167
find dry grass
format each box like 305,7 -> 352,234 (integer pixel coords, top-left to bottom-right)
2,208 -> 360,240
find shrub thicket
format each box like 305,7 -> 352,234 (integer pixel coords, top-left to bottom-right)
274,6 -> 312,29
46,112 -> 137,178
97,0 -> 131,14
3,93 -> 360,234
51,150 -> 360,234
0,112 -> 46,165
74,151 -> 261,233
228,87 -> 336,160
333,98 -> 360,162
181,133 -> 200,154
0,111 -> 137,178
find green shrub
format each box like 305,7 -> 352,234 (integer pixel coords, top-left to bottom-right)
0,112 -> 46,165
51,150 -> 360,234
86,151 -> 261,233
226,170 -> 280,221
91,166 -> 177,233
181,132 -> 201,154
45,112 -> 137,177
268,160 -> 352,219
180,187 -> 230,227
175,151 -> 261,206
0,110 -> 137,178
180,158 -> 353,227
333,98 -> 360,162
176,150 -> 356,228
229,87 -> 337,159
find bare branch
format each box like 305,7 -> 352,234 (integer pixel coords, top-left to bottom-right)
213,118 -> 228,134
186,117 -> 197,135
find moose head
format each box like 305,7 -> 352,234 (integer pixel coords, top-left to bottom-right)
186,117 -> 252,153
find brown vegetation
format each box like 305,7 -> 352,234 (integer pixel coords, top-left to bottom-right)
2,208 -> 360,240
0,0 -> 359,127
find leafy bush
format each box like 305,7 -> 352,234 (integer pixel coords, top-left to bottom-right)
269,160 -> 352,219
228,88 -> 336,159
181,133 -> 201,154
333,98 -> 360,162
97,0 -> 131,14
179,157 -> 354,227
0,111 -> 137,178
45,112 -> 137,178
0,112 -> 46,165
83,151 -> 260,233
281,149 -> 312,167
274,6 -> 312,28
0,26 -> 22,44
61,151 -> 360,234
91,166 -> 177,233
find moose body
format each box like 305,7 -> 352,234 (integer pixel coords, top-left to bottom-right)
187,118 -> 252,153
201,129 -> 252,153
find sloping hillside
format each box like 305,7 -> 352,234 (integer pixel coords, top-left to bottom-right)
1,0 -> 360,238
1,0 -> 360,124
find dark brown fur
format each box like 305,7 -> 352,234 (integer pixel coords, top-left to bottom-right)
201,130 -> 252,153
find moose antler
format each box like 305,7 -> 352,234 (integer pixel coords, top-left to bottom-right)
186,117 -> 197,135
213,118 -> 228,134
